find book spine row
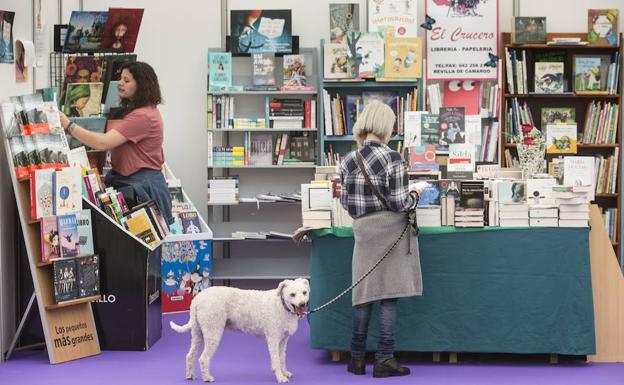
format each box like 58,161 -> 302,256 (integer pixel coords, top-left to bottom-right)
602,207 -> 618,243
595,147 -> 619,195
209,95 -> 235,129
480,81 -> 501,119
581,101 -> 619,144
477,122 -> 500,163
504,48 -> 528,95
505,97 -> 534,140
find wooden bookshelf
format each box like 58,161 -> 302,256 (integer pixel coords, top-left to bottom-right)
500,32 -> 623,260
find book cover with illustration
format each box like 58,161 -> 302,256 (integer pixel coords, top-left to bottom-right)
57,213 -> 79,258
53,258 -> 78,303
417,180 -> 441,207
61,56 -> 103,102
180,211 -> 202,234
40,216 -> 60,263
64,11 -> 109,52
573,55 -> 611,92
76,209 -> 94,257
283,54 -> 307,88
345,94 -> 365,135
534,62 -> 564,93
420,113 -> 441,151
14,93 -> 50,135
208,52 -> 232,89
541,108 -> 576,129
99,8 -> 144,53
439,107 -> 465,146
368,0 -> 418,37
408,145 -> 438,173
30,168 -> 55,220
323,43 -> 350,79
251,53 -> 276,86
588,9 -> 618,46
250,133 -> 273,166
347,32 -> 384,78
53,167 -> 83,215
512,17 -> 547,44
124,208 -> 160,246
498,180 -> 526,204
63,82 -> 104,117
443,80 -> 481,115
563,156 -> 595,189
78,255 -> 99,298
230,10 -> 292,54
403,111 -> 424,148
383,37 -> 422,78
330,3 -> 359,44
162,240 -> 212,313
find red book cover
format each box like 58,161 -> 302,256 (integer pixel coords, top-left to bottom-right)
304,100 -> 311,128
443,80 -> 481,116
100,8 -> 144,53
40,216 -> 60,263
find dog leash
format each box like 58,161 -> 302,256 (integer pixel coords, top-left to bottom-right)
304,217 -> 413,316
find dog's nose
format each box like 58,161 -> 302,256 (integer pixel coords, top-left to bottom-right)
299,302 -> 307,307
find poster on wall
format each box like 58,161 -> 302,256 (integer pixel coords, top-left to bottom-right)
0,10 -> 15,64
230,10 -> 292,55
368,0 -> 418,37
425,0 -> 498,80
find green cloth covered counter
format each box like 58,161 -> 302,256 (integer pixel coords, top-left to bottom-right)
308,226 -> 596,355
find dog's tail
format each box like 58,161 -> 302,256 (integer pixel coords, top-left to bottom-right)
169,299 -> 196,333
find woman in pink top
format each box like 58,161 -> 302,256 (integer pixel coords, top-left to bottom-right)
59,62 -> 173,224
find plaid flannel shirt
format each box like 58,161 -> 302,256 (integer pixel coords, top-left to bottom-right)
340,140 -> 416,219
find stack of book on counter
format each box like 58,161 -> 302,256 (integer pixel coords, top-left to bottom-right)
499,203 -> 529,227
529,205 -> 559,227
301,183 -> 333,228
454,208 -> 484,227
269,98 -> 305,129
416,206 -> 442,227
552,186 -> 591,227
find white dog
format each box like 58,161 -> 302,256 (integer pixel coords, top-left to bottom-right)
170,278 -> 310,383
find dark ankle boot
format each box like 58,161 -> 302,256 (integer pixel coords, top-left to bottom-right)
373,357 -> 410,378
347,357 -> 366,375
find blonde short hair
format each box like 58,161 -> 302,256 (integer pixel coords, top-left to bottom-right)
352,101 -> 396,146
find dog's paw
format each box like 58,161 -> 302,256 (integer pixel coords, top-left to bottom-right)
282,370 -> 293,379
275,373 -> 290,383
202,374 -> 215,382
185,372 -> 196,380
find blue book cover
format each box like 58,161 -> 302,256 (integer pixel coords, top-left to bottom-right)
230,10 -> 292,55
76,209 -> 94,257
208,52 -> 232,89
64,11 -> 109,51
57,213 -> 79,258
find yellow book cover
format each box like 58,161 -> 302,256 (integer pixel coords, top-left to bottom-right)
546,124 -> 577,154
125,210 -> 160,246
384,37 -> 422,79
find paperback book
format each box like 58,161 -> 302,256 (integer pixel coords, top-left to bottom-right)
512,17 -> 547,44
251,53 -> 276,86
63,82 -> 104,117
208,52 -> 232,90
77,255 -> 99,298
347,32 -> 384,79
57,213 -> 80,258
534,62 -> 564,93
329,3 -> 359,44
40,216 -> 60,263
54,258 -> 78,303
546,124 -> 577,154
76,209 -> 94,257
283,54 -> 307,88
383,37 -> 422,79
587,9 -> 618,46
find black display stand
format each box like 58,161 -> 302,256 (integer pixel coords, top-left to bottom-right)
87,203 -> 162,350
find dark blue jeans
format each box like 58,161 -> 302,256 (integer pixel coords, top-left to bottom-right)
351,298 -> 398,361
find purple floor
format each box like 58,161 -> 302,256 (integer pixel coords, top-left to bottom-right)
1,312 -> 623,385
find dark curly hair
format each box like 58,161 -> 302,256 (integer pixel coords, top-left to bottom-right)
118,61 -> 162,112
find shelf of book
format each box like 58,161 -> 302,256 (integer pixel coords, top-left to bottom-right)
207,47 -> 318,283
208,90 -> 318,95
500,32 -> 623,260
208,128 -> 318,132
504,94 -> 620,99
211,256 -> 310,280
45,295 -> 101,310
207,200 -> 301,206
319,38 -> 423,166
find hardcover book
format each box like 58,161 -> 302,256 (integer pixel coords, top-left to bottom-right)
40,216 -> 60,263
347,32 -> 384,79
588,9 -> 618,46
460,181 -> 485,209
439,107 -> 466,145
63,82 -> 104,117
53,258 -> 78,303
383,37 -> 422,78
283,54 -> 307,88
408,145 -> 437,171
512,17 -> 547,44
546,124 -> 577,154
77,255 -> 99,298
417,181 -> 441,207
61,56 -> 103,101
534,62 -> 564,93
345,94 -> 365,135
64,11 -> 109,52
57,213 -> 80,258
230,10 -> 292,54
53,167 -> 83,215
563,156 -> 595,193
251,53 -> 276,86
208,52 -> 232,90
76,209 -> 94,257
124,208 -> 160,246
498,180 -> 526,204
541,108 -> 576,129
99,8 -> 144,53
323,43 -> 350,79
330,3 -> 359,44
421,113 -> 441,151
447,143 -> 475,175
403,111 -> 424,148
368,0 -> 418,37
573,55 -> 611,92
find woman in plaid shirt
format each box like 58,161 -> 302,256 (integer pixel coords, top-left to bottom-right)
340,101 -> 426,378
